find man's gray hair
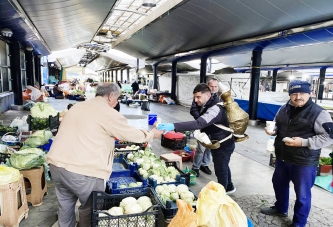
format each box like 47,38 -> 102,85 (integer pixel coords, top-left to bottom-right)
207,78 -> 218,85
96,83 -> 121,97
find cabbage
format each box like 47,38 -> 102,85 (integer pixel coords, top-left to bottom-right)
7,148 -> 46,170
0,165 -> 20,185
30,103 -> 58,118
23,130 -> 52,148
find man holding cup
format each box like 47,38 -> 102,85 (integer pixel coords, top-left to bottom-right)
260,80 -> 333,227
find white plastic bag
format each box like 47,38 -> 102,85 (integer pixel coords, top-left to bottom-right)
10,117 -> 24,129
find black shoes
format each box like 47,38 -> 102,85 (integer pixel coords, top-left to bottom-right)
260,206 -> 288,217
226,186 -> 236,195
200,165 -> 212,175
192,168 -> 200,177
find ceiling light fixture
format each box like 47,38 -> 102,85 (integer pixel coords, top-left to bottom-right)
1,28 -> 13,37
142,0 -> 156,7
26,46 -> 33,51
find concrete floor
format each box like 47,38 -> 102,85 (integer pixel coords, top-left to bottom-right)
1,98 -> 333,227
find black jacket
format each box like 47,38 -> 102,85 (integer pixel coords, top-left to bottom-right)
190,93 -> 219,119
174,94 -> 234,148
274,99 -> 323,166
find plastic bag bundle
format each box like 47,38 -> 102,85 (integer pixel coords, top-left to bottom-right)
196,181 -> 247,227
0,165 -> 20,185
168,199 -> 197,227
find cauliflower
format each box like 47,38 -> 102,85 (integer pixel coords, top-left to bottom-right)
107,207 -> 123,216
124,203 -> 143,214
119,197 -> 137,208
176,184 -> 188,195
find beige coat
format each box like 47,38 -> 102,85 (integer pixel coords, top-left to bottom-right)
47,96 -> 154,179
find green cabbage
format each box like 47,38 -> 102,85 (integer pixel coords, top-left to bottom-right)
30,103 -> 58,118
7,148 -> 46,170
23,130 -> 53,148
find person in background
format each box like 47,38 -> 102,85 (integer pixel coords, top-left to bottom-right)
260,80 -> 333,227
157,83 -> 236,194
131,80 -> 139,95
117,81 -> 122,89
190,78 -> 219,177
47,83 -> 164,227
53,84 -> 63,97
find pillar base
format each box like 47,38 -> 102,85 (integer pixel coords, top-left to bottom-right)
11,104 -> 24,110
248,119 -> 260,126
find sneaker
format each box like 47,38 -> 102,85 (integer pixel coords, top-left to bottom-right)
226,187 -> 236,195
289,224 -> 300,227
192,168 -> 200,177
200,165 -> 212,175
260,206 -> 288,217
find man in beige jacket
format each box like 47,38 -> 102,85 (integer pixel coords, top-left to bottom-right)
47,83 -> 163,227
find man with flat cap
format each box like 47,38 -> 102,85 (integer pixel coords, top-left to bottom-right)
261,80 -> 333,227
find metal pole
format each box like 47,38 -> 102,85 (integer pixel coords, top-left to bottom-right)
200,56 -> 207,83
272,69 -> 278,92
9,41 -> 23,105
171,60 -> 178,101
317,67 -> 326,101
153,63 -> 158,89
248,50 -> 262,120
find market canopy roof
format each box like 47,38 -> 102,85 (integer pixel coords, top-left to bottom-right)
3,0 -> 333,71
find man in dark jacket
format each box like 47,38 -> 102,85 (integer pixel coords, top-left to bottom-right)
190,78 -> 219,178
261,80 -> 333,227
158,83 -> 236,193
131,80 -> 139,95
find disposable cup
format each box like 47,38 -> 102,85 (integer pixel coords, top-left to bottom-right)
266,121 -> 276,132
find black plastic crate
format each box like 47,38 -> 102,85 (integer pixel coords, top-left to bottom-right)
150,182 -> 198,219
92,189 -> 160,227
161,134 -> 187,150
114,149 -> 140,159
0,152 -> 11,164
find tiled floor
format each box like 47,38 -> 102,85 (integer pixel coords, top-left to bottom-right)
1,98 -> 332,226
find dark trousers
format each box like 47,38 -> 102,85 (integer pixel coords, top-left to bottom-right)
273,159 -> 317,227
211,144 -> 235,190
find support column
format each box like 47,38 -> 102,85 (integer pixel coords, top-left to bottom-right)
34,55 -> 41,85
317,67 -> 326,101
153,63 -> 158,89
9,41 -> 23,105
200,56 -> 208,83
248,50 -> 262,121
271,69 -> 278,92
121,69 -> 123,83
127,68 -> 130,83
25,51 -> 34,86
171,60 -> 178,101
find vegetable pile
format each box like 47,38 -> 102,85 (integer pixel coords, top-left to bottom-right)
319,157 -> 332,165
116,145 -> 140,151
99,196 -> 154,217
154,184 -> 196,206
127,148 -> 180,184
30,103 -> 59,130
112,181 -> 143,189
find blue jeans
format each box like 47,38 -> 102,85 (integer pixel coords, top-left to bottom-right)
192,141 -> 211,169
273,159 -> 317,227
211,144 -> 235,190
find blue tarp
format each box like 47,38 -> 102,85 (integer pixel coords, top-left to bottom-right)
234,99 -> 282,121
